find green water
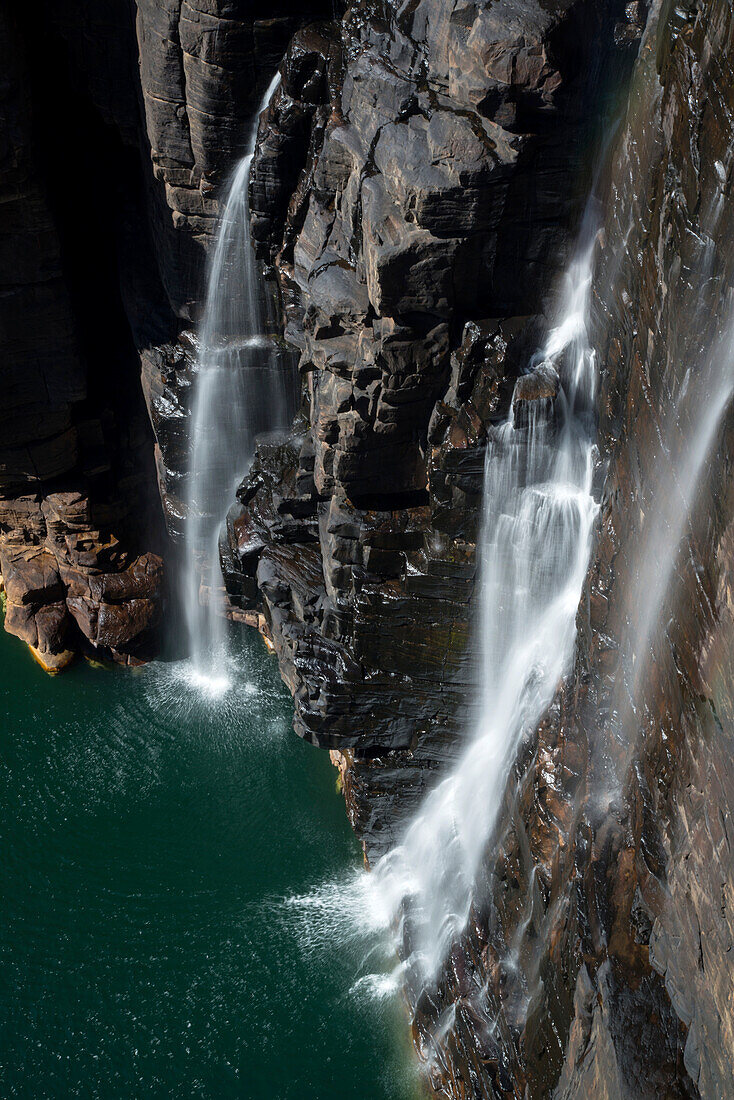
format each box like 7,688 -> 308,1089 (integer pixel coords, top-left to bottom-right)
0,628 -> 418,1098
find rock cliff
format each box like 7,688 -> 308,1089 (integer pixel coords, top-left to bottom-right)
224,0 -> 734,1096
4,1 -> 734,1097
555,1 -> 734,1093
0,1 -> 328,666
425,2 -> 734,1095
225,0 -> 623,766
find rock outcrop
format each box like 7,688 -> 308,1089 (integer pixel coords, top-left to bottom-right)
226,0 -> 623,755
220,0 -> 628,1084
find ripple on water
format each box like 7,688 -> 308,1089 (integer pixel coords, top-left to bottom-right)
274,872 -> 403,1002
0,628 -> 419,1100
139,652 -> 282,742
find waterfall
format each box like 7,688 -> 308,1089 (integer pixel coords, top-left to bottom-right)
184,73 -> 291,691
365,214 -> 601,998
602,213 -> 734,795
622,329 -> 734,721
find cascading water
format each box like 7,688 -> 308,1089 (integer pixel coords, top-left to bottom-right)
615,335 -> 734,742
602,193 -> 734,791
362,214 -> 602,999
184,72 -> 293,691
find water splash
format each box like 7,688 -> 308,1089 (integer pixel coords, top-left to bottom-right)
184,72 -> 295,685
145,651 -> 270,735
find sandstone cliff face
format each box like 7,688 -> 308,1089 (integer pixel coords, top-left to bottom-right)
0,1 -> 328,665
5,0 -> 733,1096
375,0 -> 734,1096
225,0 -> 623,768
224,1 -> 734,1097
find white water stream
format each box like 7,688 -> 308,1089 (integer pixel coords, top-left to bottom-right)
283,218 -> 603,1025
604,215 -> 734,789
360,220 -> 601,997
184,72 -> 291,691
284,218 -> 603,1022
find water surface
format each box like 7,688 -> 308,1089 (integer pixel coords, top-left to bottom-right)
0,627 -> 416,1098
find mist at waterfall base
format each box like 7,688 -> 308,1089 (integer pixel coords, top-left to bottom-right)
286,219 -> 601,1027
184,73 -> 295,692
0,627 -> 419,1099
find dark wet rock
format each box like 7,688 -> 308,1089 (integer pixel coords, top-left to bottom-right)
512,361 -> 561,428
241,0 -> 619,515
407,2 -> 734,1098
140,337 -> 198,541
548,2 -> 734,1093
0,1 -> 330,662
221,1 -> 734,1097
222,0 -> 625,986
513,361 -> 560,407
134,0 -> 336,317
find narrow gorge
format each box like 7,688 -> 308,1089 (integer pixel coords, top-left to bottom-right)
2,1 -> 734,1097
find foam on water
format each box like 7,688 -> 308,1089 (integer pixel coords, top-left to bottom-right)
141,651 -> 275,736
185,667 -> 233,699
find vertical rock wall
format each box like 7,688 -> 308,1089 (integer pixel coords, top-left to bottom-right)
227,0 -> 624,758
224,0 -> 734,1096
557,0 -> 734,1093
222,3 -> 629,1092
402,1 -> 734,1096
0,0 -> 330,665
0,5 -> 163,668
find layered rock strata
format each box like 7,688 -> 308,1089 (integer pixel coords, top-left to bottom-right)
224,0 -> 734,1096
226,0 -> 624,760
387,1 -> 734,1096
0,1 -> 330,664
222,4 -> 630,1081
